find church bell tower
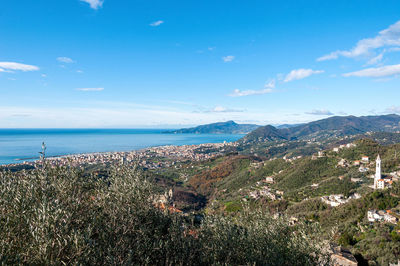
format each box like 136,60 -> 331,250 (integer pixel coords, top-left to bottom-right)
374,155 -> 381,189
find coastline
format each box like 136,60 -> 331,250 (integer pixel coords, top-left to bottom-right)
3,141 -> 239,169
0,129 -> 244,166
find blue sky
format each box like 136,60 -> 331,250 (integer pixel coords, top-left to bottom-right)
1,0 -> 400,128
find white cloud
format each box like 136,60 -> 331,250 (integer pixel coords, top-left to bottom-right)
80,0 -> 103,9
366,53 -> 383,65
222,55 -> 235,62
343,64 -> 400,78
317,53 -> 340,61
284,68 -> 324,82
208,106 -> 244,113
0,102 -> 334,128
213,106 -> 228,112
229,80 -> 275,97
306,109 -> 334,116
229,88 -> 272,97
386,106 -> 400,114
77,70 -> 84,73
0,62 -> 39,72
317,20 -> 400,61
76,87 -> 104,91
57,57 -> 74,63
150,20 -> 164,27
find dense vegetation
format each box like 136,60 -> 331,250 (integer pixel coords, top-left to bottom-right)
0,165 -> 326,265
242,114 -> 400,143
287,188 -> 400,265
168,137 -> 400,264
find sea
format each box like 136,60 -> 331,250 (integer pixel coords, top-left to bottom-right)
0,129 -> 244,165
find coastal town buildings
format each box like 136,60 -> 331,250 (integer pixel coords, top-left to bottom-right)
7,142 -> 236,170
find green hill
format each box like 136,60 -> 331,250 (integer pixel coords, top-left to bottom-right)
241,114 -> 400,143
164,120 -> 260,134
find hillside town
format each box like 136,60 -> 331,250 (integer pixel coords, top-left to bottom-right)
5,142 -> 236,169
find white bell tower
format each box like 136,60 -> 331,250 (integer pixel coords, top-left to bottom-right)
374,154 -> 381,189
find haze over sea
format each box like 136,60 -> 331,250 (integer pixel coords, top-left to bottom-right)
0,129 -> 243,165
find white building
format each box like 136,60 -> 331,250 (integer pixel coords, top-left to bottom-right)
374,155 -> 384,189
367,210 -> 384,222
321,194 -> 355,207
384,212 -> 398,224
375,154 -> 381,179
377,179 -> 385,189
338,159 -> 348,167
368,210 -> 398,224
265,176 -> 274,183
346,143 -> 356,148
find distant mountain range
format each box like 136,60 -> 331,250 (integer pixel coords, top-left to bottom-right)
164,121 -> 260,134
275,123 -> 304,129
241,114 -> 400,143
164,114 -> 400,139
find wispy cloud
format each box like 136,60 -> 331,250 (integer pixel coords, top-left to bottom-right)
80,0 -> 103,9
57,57 -> 74,63
0,103 -> 323,128
317,20 -> 400,61
76,87 -> 104,91
385,106 -> 400,114
365,53 -> 384,65
150,20 -> 164,27
284,68 -> 324,82
229,80 -> 275,97
11,114 -> 31,117
208,106 -> 244,113
0,62 -> 39,72
317,53 -> 340,62
306,109 -> 334,116
222,55 -> 235,62
343,64 -> 400,78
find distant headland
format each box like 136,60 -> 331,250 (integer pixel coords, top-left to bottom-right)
163,120 -> 260,134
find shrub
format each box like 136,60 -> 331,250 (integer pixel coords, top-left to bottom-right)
0,165 -> 327,265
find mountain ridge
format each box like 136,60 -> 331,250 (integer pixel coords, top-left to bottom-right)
241,114 -> 400,143
163,120 -> 260,134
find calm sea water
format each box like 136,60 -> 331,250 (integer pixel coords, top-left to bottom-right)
0,129 -> 244,165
